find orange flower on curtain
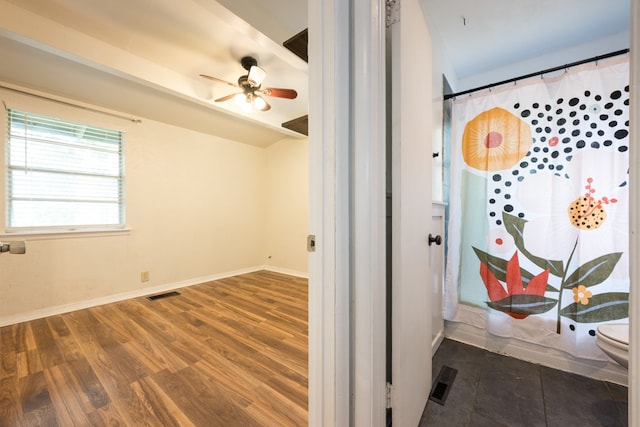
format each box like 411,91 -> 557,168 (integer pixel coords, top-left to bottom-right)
462,107 -> 533,171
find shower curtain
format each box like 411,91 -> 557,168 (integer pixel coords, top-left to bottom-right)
445,55 -> 630,360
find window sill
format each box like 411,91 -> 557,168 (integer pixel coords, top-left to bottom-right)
0,228 -> 132,241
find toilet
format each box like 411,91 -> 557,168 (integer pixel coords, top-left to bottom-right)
596,323 -> 629,369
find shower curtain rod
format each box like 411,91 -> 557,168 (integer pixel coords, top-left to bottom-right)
444,48 -> 630,100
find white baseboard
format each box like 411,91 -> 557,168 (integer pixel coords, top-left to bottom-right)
445,321 -> 629,387
0,266 -> 264,327
432,328 -> 445,357
263,265 -> 309,279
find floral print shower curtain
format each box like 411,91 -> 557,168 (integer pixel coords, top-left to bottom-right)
445,56 -> 630,360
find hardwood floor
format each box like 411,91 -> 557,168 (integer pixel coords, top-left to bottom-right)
0,271 -> 308,426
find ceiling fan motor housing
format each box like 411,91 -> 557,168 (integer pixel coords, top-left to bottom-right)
241,56 -> 258,71
237,75 -> 257,91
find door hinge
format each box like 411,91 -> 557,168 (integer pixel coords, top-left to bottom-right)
385,0 -> 400,27
386,382 -> 393,408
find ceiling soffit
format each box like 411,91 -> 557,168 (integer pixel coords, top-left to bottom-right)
0,0 -> 309,146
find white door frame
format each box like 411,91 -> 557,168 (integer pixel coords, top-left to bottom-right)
307,0 -> 351,424
307,0 -> 387,425
351,0 -> 387,425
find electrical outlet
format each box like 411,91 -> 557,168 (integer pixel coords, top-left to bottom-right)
141,271 -> 150,282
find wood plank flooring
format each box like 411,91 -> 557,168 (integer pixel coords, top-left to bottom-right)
0,270 -> 308,426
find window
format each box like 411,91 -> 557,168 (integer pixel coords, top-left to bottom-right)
6,109 -> 125,232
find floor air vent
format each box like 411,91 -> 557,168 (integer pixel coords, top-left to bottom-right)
147,291 -> 180,301
429,365 -> 458,405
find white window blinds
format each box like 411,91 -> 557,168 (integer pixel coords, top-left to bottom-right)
6,109 -> 125,232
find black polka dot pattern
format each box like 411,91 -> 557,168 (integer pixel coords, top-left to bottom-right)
485,86 -> 630,225
569,324 -> 596,337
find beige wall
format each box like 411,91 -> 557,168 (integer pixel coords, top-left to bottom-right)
0,87 -> 308,324
264,137 -> 309,276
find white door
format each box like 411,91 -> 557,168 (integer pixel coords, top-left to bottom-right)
390,0 -> 435,425
431,203 -> 446,354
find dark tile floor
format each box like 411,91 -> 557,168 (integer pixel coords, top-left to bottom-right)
419,338 -> 628,426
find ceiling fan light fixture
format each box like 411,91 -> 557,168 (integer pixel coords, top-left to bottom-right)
254,95 -> 268,111
248,65 -> 267,87
233,92 -> 247,106
233,92 -> 254,112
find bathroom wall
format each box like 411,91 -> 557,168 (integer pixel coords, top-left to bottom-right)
425,15 -> 458,203
456,32 -> 630,93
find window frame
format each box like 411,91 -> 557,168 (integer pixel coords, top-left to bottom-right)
4,107 -> 127,236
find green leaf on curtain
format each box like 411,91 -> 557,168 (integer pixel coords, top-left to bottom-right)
560,292 -> 629,322
472,247 -> 559,292
562,252 -> 623,289
502,212 -> 564,277
487,294 -> 558,316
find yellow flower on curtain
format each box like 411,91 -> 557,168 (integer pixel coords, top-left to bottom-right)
572,285 -> 593,305
567,178 -> 617,231
462,107 -> 533,171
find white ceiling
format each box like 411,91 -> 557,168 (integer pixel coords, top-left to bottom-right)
0,0 -> 631,146
422,0 -> 631,91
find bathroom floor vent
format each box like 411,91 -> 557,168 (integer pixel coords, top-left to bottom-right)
429,365 -> 458,406
147,291 -> 181,301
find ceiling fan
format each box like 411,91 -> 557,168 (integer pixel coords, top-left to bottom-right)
200,56 -> 298,112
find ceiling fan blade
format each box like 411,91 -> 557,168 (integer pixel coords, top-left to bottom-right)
261,99 -> 272,111
214,92 -> 241,102
199,74 -> 238,87
261,88 -> 298,99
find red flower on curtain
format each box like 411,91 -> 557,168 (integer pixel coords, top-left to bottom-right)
480,251 -> 551,319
